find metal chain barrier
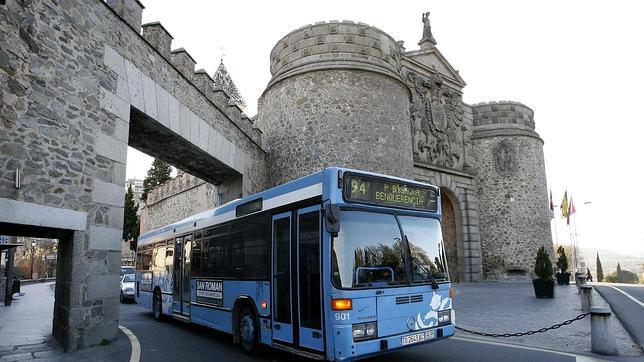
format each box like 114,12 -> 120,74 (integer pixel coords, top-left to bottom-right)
455,312 -> 590,338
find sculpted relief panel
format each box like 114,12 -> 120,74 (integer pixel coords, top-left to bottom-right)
493,139 -> 517,177
405,71 -> 469,170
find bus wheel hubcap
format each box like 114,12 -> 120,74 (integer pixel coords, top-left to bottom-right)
241,315 -> 254,344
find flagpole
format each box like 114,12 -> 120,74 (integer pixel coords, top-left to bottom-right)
569,220 -> 576,272
572,213 -> 580,272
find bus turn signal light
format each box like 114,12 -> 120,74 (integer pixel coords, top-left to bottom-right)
261,300 -> 267,309
449,288 -> 454,299
331,298 -> 352,310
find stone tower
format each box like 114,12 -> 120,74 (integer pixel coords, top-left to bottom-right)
257,21 -> 414,187
471,102 -> 553,279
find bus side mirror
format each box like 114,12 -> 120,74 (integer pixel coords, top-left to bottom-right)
324,204 -> 341,236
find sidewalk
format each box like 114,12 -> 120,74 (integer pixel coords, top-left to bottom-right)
453,281 -> 643,358
0,282 -> 131,361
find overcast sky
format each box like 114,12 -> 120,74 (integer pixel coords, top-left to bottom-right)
127,0 -> 644,257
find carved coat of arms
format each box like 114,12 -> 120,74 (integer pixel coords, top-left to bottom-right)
493,139 -> 517,177
406,71 -> 466,169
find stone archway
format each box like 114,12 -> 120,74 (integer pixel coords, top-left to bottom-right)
441,189 -> 460,282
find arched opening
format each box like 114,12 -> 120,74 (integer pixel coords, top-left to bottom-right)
440,189 -> 460,282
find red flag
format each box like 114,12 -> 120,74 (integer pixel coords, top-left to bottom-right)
567,197 -> 576,225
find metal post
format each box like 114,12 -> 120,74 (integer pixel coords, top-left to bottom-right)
30,244 -> 34,279
30,240 -> 36,279
590,307 -> 618,355
579,285 -> 593,313
4,237 -> 16,306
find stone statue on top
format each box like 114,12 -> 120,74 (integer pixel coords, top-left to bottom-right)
419,12 -> 437,49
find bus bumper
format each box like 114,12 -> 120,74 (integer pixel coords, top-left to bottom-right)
333,324 -> 455,361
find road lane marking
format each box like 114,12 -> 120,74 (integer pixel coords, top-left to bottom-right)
119,325 -> 141,362
452,335 -> 607,361
607,285 -> 644,308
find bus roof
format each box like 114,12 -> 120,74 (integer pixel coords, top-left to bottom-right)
137,167 -> 439,248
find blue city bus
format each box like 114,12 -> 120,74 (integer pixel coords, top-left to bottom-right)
135,167 -> 454,360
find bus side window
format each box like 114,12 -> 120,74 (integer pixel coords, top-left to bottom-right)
137,246 -> 153,271
165,244 -> 173,272
191,239 -> 208,277
153,243 -> 165,270
206,231 -> 229,277
231,215 -> 270,280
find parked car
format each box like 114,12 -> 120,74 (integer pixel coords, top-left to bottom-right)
121,265 -> 135,277
120,274 -> 136,303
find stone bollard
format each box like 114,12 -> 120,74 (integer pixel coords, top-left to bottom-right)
590,307 -> 618,355
579,285 -> 593,312
576,273 -> 587,293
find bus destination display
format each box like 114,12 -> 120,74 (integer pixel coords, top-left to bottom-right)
344,174 -> 437,211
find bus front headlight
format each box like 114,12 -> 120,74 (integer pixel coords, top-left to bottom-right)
438,310 -> 451,326
352,322 -> 378,341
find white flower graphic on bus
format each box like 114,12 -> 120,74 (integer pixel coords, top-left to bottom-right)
414,292 -> 451,330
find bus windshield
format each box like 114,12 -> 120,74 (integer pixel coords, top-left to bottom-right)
398,216 -> 449,283
331,211 -> 448,289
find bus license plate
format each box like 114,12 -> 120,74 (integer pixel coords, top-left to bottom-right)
401,330 -> 435,346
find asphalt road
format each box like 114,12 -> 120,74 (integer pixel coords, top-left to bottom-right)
594,284 -> 644,351
119,302 -> 581,362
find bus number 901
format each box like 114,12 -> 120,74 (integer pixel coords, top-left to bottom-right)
335,312 -> 350,321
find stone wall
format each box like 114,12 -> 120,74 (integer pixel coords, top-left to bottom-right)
471,101 -> 552,279
0,0 -> 266,350
258,21 -> 413,187
413,165 -> 481,282
139,172 -> 241,233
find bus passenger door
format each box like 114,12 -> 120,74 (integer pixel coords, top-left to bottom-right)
182,235 -> 192,316
172,237 -> 183,315
272,212 -> 293,344
297,206 -> 323,351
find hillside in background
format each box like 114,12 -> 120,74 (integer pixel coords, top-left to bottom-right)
579,247 -> 643,276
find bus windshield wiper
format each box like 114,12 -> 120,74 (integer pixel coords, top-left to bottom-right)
404,235 -> 439,289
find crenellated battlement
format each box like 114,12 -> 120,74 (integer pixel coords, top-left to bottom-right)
471,100 -> 535,130
146,172 -> 205,205
267,20 -> 405,87
105,0 -> 262,145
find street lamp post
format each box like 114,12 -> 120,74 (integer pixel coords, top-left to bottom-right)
30,240 -> 36,279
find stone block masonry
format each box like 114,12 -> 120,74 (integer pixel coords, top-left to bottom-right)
471,101 -> 553,279
0,0 -> 266,351
258,21 -> 414,187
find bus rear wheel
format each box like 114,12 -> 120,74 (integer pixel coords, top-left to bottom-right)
239,307 -> 259,355
153,290 -> 163,321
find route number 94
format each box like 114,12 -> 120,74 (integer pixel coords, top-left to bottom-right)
335,312 -> 350,321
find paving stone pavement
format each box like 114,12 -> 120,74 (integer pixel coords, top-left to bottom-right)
0,282 -> 130,361
453,281 -> 643,357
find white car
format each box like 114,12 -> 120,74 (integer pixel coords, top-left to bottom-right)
120,274 -> 136,303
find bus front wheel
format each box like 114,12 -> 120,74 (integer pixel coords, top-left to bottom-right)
239,307 -> 259,355
153,290 -> 163,321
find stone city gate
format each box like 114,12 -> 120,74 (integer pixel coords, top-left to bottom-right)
0,0 -> 265,350
1,0 -> 554,352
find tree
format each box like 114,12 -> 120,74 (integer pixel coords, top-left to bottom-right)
534,246 -> 554,280
556,246 -> 569,272
123,184 -> 140,251
605,269 -> 639,284
142,158 -> 172,201
596,252 -> 604,282
617,262 -> 622,283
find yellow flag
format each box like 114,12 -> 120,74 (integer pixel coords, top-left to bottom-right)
560,191 -> 569,218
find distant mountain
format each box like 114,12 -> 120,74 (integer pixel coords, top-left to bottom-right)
578,247 -> 643,275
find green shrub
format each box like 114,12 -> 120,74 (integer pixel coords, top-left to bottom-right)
555,246 -> 569,273
534,246 -> 554,281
